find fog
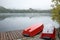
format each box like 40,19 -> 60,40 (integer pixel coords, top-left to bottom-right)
0,0 -> 52,9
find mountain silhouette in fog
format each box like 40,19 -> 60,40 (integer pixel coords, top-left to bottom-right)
0,6 -> 51,13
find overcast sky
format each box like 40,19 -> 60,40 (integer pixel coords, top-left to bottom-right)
0,0 -> 52,10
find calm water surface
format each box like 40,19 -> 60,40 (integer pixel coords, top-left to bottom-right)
0,16 -> 59,32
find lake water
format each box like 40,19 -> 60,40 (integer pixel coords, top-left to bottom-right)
0,13 -> 59,32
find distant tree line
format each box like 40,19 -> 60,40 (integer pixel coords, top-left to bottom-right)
0,6 -> 51,13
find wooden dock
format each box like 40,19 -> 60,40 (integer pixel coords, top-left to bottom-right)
0,30 -> 24,40
0,30 -> 59,40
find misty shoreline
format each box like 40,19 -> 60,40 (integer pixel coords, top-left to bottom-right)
0,13 -> 51,16
0,13 -> 51,20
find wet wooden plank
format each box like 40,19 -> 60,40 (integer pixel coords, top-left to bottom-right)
12,31 -> 17,39
1,32 -> 3,40
7,32 -> 13,40
9,31 -> 14,40
0,33 -> 1,40
5,32 -> 9,40
3,32 -> 6,40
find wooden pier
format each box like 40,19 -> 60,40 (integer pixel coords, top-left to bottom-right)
0,30 -> 59,40
0,30 -> 24,40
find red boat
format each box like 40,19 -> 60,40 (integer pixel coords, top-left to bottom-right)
22,23 -> 44,37
40,24 -> 56,40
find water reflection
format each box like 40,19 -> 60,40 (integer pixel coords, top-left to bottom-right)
0,16 -> 59,32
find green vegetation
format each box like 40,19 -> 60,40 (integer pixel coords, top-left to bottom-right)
51,0 -> 60,38
0,6 -> 51,13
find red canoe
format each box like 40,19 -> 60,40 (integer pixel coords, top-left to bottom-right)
22,23 -> 44,37
40,24 -> 56,40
